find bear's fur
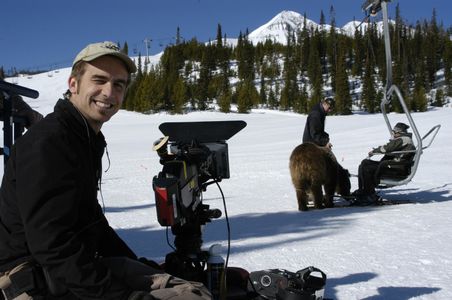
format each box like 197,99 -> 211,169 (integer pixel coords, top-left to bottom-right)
289,142 -> 351,211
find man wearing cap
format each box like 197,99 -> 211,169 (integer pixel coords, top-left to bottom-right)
302,97 -> 335,149
0,42 -> 210,300
353,122 -> 415,203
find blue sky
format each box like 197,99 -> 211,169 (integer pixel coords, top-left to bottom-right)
1,0 -> 451,72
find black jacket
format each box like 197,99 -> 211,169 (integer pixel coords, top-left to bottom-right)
302,102 -> 329,146
0,99 -> 135,299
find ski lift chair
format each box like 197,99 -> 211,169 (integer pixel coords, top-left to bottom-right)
375,151 -> 416,188
375,85 -> 441,189
376,125 -> 440,188
359,0 -> 442,189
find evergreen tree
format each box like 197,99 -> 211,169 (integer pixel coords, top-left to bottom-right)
319,10 -> 325,26
124,54 -> 143,111
279,86 -> 290,111
160,43 -> 187,110
293,83 -> 308,114
122,41 -> 129,55
300,12 -> 310,74
176,27 -> 182,45
218,84 -> 232,113
362,52 -> 377,113
433,89 -> 444,107
262,48 -> 281,98
318,10 -> 328,75
412,85 -> 428,112
327,7 -> 337,92
236,79 -> 259,113
307,29 -> 323,108
280,28 -> 298,110
236,31 -> 255,81
351,27 -> 364,77
216,24 -> 223,48
391,61 -> 404,113
147,67 -> 166,111
259,75 -> 267,107
172,76 -> 187,113
267,86 -> 278,109
196,48 -> 211,110
334,37 -> 352,115
425,9 -> 440,89
135,72 -> 152,112
443,36 -> 452,96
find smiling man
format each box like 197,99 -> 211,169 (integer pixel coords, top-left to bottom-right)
0,42 -> 210,300
67,41 -> 135,132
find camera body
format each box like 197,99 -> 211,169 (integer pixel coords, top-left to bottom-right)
152,121 -> 246,282
153,121 -> 246,228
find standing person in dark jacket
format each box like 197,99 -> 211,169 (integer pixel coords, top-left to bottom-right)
0,41 -> 210,300
302,97 -> 335,149
353,122 -> 415,203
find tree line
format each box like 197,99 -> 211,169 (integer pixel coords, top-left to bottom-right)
123,6 -> 452,115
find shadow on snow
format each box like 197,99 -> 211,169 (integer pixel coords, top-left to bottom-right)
326,272 -> 441,300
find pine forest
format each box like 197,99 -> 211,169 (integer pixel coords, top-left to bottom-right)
123,7 -> 452,115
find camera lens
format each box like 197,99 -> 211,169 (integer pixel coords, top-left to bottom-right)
260,275 -> 272,287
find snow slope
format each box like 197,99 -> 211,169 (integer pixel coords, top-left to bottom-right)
2,73 -> 452,299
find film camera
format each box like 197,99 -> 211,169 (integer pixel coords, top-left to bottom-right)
152,120 -> 246,281
152,120 -> 327,300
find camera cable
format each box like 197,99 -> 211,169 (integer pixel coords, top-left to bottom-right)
214,180 -> 230,300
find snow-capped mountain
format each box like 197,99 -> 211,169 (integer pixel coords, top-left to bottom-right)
247,11 -> 325,44
246,10 -> 385,45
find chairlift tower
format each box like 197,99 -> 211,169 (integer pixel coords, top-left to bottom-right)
143,38 -> 152,65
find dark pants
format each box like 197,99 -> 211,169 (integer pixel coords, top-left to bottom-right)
358,159 -> 380,195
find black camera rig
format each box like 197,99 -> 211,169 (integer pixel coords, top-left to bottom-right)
152,120 -> 246,282
0,80 -> 39,165
152,121 -> 327,299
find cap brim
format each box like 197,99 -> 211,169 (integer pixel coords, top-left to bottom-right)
74,52 -> 136,73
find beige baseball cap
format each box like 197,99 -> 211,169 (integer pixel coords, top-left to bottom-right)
72,41 -> 137,73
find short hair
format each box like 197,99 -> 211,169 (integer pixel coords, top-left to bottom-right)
322,97 -> 335,109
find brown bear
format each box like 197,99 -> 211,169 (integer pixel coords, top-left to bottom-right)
289,142 -> 351,211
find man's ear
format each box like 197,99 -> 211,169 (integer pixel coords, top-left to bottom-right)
68,77 -> 78,95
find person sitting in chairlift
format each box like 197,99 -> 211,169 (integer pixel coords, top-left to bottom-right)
353,122 -> 415,203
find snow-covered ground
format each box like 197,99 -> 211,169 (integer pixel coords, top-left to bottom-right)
2,72 -> 452,299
